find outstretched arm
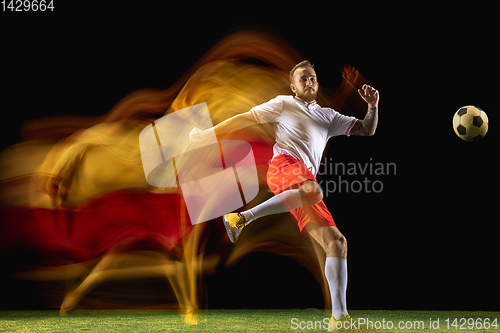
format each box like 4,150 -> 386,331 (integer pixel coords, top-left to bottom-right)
190,111 -> 258,141
212,111 -> 258,137
350,84 -> 379,136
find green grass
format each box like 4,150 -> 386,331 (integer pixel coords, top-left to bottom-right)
0,309 -> 499,332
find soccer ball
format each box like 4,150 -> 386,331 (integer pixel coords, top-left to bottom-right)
452,106 -> 489,142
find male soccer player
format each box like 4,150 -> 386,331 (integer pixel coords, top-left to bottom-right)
191,60 -> 379,329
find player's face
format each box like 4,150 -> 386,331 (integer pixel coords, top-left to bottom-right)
290,67 -> 319,103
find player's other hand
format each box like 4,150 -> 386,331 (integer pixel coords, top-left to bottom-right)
189,127 -> 210,142
358,84 -> 379,108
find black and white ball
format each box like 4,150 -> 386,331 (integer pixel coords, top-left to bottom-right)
452,106 -> 488,142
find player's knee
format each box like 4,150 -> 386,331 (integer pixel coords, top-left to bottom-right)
299,181 -> 323,206
336,234 -> 347,248
326,233 -> 347,256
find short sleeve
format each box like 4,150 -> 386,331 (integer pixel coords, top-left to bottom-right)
328,109 -> 357,137
250,96 -> 283,124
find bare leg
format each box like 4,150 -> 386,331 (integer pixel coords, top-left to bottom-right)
305,223 -> 347,258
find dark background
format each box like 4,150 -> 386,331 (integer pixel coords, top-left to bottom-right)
1,2 -> 498,311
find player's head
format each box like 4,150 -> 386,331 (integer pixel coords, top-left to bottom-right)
289,60 -> 318,103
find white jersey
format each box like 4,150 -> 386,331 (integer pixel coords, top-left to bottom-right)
251,95 -> 357,176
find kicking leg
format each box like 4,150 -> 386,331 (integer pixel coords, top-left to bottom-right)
224,180 -> 322,242
305,223 -> 348,322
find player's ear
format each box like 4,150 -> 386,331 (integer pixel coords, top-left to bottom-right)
290,83 -> 297,94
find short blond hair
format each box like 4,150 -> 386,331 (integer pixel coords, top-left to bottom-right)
289,60 -> 314,83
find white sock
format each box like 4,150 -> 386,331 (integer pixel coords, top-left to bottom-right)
325,257 -> 348,320
240,189 -> 302,223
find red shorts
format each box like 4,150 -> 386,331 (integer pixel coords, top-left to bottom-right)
266,154 -> 336,236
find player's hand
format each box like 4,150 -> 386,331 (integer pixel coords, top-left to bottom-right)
189,127 -> 210,142
358,84 -> 379,108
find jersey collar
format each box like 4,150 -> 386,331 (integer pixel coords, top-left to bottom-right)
294,96 -> 317,107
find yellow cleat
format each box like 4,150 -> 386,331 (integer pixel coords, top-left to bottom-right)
328,315 -> 355,331
225,212 -> 247,229
223,213 -> 247,243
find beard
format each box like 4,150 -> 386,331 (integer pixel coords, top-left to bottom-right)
296,87 -> 318,103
